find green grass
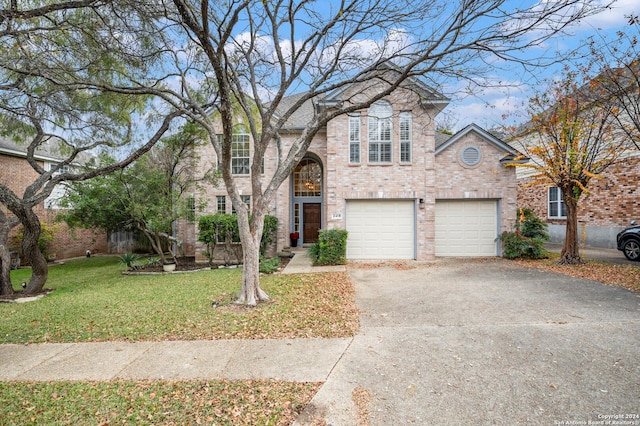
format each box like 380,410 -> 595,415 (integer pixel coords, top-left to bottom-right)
0,380 -> 321,425
1,257 -> 357,424
2,256 -> 359,343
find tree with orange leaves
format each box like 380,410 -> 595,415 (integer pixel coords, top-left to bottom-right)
511,70 -> 634,264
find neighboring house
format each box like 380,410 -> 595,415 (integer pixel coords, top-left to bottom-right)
0,138 -> 108,260
515,154 -> 640,248
509,63 -> 640,249
179,79 -> 523,261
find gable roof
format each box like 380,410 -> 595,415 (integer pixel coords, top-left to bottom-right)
0,137 -> 65,163
273,91 -> 322,131
319,66 -> 449,110
435,123 -> 528,164
0,136 -> 94,166
275,66 -> 450,130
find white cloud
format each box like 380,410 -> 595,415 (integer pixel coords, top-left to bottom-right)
576,0 -> 637,30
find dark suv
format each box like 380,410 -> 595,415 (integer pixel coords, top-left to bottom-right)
617,221 -> 640,261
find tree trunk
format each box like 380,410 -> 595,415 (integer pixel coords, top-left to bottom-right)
236,209 -> 269,306
141,228 -> 168,264
560,194 -> 582,264
0,212 -> 19,296
20,209 -> 49,294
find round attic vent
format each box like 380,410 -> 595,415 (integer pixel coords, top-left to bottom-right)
461,146 -> 481,166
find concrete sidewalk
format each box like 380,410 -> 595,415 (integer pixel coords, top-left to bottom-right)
0,338 -> 351,382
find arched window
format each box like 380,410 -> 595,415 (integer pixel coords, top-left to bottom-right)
294,158 -> 322,197
368,100 -> 392,163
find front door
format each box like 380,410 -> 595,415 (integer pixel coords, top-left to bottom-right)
303,203 -> 321,243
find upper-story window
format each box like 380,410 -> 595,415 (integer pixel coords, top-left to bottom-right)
548,187 -> 567,218
217,130 -> 263,175
399,111 -> 412,163
368,100 -> 392,163
349,114 -> 361,164
44,162 -> 71,209
231,133 -> 250,175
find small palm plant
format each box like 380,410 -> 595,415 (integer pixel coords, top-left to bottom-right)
118,253 -> 140,270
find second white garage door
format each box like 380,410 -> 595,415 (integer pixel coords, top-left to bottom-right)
346,200 -> 415,260
435,200 -> 498,257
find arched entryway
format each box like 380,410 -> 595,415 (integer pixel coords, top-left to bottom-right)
291,156 -> 323,244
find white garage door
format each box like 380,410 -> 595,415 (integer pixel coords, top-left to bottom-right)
346,200 -> 415,259
435,200 -> 498,257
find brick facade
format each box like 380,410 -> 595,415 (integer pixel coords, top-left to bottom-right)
1,152 -> 108,260
182,84 -> 519,261
516,156 -> 640,247
435,131 -> 518,235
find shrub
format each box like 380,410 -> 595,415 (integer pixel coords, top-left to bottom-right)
501,208 -> 549,259
311,229 -> 348,266
260,215 -> 278,256
119,253 -> 140,269
198,214 -> 278,265
14,223 -> 58,262
259,256 -> 280,274
517,208 -> 549,240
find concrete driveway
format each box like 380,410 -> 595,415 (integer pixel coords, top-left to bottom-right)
296,259 -> 640,425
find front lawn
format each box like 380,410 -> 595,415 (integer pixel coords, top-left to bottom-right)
1,256 -> 357,425
0,380 -> 321,425
2,256 -> 359,343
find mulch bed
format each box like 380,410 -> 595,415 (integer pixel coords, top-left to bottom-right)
128,255 -> 291,273
131,257 -> 211,273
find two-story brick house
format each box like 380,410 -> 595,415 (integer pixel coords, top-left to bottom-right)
0,138 -> 108,260
181,80 -> 522,261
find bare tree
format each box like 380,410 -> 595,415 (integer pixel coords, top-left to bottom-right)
584,18 -> 640,151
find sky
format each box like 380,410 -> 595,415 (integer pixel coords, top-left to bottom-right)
444,0 -> 638,131
219,0 -> 638,133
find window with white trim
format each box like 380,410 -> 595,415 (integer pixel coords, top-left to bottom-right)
349,114 -> 361,164
186,195 -> 196,223
44,162 -> 71,209
231,133 -> 250,175
399,111 -> 412,163
548,187 -> 567,218
368,100 -> 392,163
216,195 -> 226,213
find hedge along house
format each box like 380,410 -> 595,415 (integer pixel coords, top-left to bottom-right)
181,78 -> 523,262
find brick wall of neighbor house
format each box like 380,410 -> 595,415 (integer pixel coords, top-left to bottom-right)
435,131 -> 518,235
43,210 -> 108,259
516,156 -> 640,248
2,153 -> 108,260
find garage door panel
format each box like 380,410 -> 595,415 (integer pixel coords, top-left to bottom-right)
436,200 -> 498,257
346,200 -> 414,260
